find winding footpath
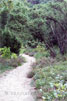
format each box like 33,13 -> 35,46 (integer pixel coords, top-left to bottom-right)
0,54 -> 36,101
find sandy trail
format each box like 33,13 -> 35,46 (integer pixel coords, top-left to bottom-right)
0,54 -> 36,101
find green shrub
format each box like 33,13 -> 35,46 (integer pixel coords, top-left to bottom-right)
34,44 -> 50,59
0,47 -> 11,59
2,28 -> 21,54
11,53 -> 18,59
34,51 -> 50,59
27,40 -> 38,48
0,47 -> 19,60
20,45 -> 26,54
35,44 -> 45,53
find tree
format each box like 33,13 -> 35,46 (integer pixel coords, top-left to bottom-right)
28,1 -> 67,55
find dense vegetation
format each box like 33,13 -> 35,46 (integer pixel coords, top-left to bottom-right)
33,59 -> 67,101
31,46 -> 67,101
0,0 -> 67,55
0,0 -> 67,100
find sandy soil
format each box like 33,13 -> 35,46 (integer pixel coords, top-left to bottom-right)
0,54 -> 36,101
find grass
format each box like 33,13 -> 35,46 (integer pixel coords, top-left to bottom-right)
34,51 -> 50,60
0,63 -> 13,74
25,45 -> 50,59
0,55 -> 25,74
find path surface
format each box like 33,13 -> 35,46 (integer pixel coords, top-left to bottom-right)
0,54 -> 36,101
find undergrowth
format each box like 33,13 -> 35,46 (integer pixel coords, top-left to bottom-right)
33,57 -> 67,101
0,47 -> 25,74
0,63 -> 13,74
31,45 -> 67,101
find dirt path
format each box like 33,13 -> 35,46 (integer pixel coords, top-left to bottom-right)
0,54 -> 36,101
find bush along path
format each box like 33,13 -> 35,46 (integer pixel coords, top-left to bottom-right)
0,54 -> 36,101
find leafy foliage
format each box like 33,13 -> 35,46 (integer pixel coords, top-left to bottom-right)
0,46 -> 24,74
2,28 -> 21,54
0,0 -> 67,56
34,44 -> 50,59
28,1 -> 67,56
0,47 -> 11,59
33,58 -> 67,100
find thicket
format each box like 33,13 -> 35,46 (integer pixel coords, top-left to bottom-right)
0,0 -> 67,56
0,0 -> 23,54
28,1 -> 67,56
